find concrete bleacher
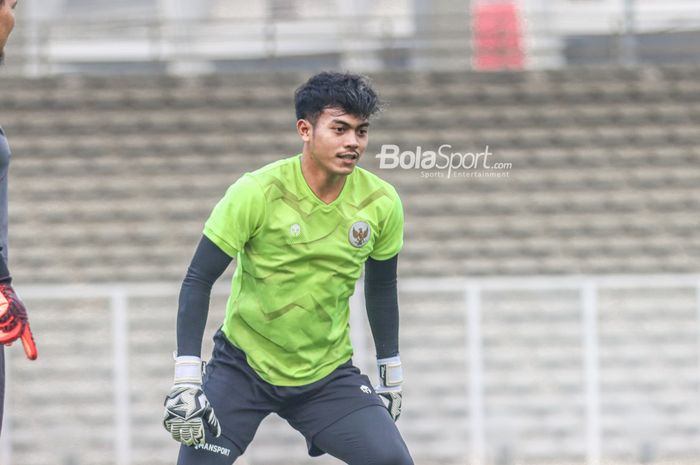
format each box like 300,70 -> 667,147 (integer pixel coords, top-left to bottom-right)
3,67 -> 699,283
1,67 -> 700,465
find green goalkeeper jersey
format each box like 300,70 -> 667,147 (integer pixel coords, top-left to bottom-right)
204,154 -> 404,386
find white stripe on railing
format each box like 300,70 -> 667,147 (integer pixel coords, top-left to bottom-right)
581,282 -> 601,465
466,285 -> 486,465
111,290 -> 131,465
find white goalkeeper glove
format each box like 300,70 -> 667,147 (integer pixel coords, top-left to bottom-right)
375,355 -> 403,421
163,355 -> 221,446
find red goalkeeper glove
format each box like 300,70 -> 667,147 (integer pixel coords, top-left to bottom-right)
0,282 -> 38,360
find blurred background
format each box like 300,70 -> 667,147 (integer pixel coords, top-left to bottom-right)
1,0 -> 700,464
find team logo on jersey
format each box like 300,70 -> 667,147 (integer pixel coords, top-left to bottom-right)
290,223 -> 301,237
349,221 -> 371,247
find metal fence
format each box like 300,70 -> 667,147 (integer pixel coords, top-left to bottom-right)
2,275 -> 700,465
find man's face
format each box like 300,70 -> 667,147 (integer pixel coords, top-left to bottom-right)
0,0 -> 18,63
298,107 -> 370,177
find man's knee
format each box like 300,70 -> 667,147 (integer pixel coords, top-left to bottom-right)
313,405 -> 414,465
371,444 -> 414,465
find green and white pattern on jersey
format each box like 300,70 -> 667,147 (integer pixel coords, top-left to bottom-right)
204,154 -> 404,386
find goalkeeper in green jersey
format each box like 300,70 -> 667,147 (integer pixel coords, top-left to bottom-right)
163,71 -> 413,465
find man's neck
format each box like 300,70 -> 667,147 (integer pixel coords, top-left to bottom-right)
300,154 -> 347,204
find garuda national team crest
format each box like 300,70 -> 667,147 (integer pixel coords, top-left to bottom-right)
349,221 -> 371,248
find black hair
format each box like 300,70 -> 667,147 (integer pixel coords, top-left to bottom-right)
294,71 -> 381,125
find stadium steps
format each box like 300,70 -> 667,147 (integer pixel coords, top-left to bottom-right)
9,100 -> 700,138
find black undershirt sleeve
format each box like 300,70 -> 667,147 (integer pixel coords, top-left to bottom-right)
364,254 -> 400,360
0,252 -> 10,283
177,235 -> 233,357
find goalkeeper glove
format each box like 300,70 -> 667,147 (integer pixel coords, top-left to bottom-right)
375,355 -> 403,421
163,355 -> 221,446
0,282 -> 38,360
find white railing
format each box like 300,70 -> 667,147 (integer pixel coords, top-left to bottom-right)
1,275 -> 699,465
402,275 -> 700,465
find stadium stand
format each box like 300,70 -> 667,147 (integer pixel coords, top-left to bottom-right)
3,67 -> 700,282
1,67 -> 700,465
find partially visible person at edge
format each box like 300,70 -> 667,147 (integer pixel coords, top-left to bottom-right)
0,0 -> 40,437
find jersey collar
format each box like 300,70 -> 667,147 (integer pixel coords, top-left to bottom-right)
295,153 -> 353,208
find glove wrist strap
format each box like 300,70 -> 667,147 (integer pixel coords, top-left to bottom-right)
377,355 -> 403,387
174,355 -> 203,385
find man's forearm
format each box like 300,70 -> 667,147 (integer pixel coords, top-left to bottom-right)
364,254 -> 400,359
176,236 -> 232,357
0,252 -> 10,283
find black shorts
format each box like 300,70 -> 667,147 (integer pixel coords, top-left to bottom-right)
199,329 -> 385,458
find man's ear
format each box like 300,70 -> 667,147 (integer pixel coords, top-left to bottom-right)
297,119 -> 312,142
